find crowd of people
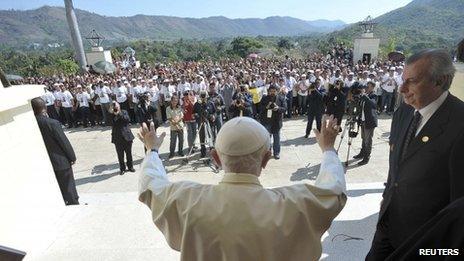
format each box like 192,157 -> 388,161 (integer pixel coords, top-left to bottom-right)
30,46 -> 464,260
29,46 -> 405,165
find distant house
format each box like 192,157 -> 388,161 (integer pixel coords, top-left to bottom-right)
458,38 -> 464,62
47,43 -> 62,48
27,43 -> 42,50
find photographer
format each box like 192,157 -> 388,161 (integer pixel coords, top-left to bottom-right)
110,101 -> 135,175
353,82 -> 378,165
208,82 -> 225,142
137,92 -> 159,132
229,84 -> 253,118
193,91 -> 216,158
305,83 -> 324,138
324,80 -> 347,129
259,84 -> 287,159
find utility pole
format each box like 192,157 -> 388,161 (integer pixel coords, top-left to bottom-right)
64,0 -> 87,73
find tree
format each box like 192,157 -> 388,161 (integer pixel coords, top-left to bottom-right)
230,37 -> 263,57
277,38 -> 292,50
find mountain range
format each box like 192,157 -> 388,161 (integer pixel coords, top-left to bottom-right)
0,6 -> 345,46
0,0 -> 462,51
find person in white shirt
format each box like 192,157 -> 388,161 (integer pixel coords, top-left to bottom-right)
254,72 -> 266,87
329,69 -> 342,85
284,70 -> 297,118
394,66 -> 404,110
90,85 -> 102,125
358,71 -> 371,86
380,68 -> 397,115
147,80 -> 161,121
131,79 -> 143,123
159,79 -> 176,123
76,85 -> 92,127
177,75 -> 191,96
297,74 -> 309,115
52,84 -> 66,124
95,81 -> 112,126
42,86 -> 60,121
140,79 -> 148,94
62,86 -> 75,128
192,76 -> 207,95
308,70 -> 317,83
344,72 -> 356,88
116,81 -> 129,111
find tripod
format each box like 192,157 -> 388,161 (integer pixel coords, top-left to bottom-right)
336,118 -> 360,167
182,119 -> 219,173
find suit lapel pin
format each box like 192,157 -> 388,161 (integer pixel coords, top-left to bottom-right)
422,136 -> 429,143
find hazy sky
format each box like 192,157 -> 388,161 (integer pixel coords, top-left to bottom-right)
0,0 -> 413,23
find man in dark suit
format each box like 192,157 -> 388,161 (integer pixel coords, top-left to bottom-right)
385,196 -> 464,260
111,102 -> 135,175
324,80 -> 347,128
260,84 -> 287,159
353,81 -> 378,165
31,97 -> 79,205
305,83 -> 324,138
367,49 -> 464,260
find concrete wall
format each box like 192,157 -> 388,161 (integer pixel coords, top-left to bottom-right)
86,49 -> 113,66
0,85 -> 66,260
353,37 -> 380,64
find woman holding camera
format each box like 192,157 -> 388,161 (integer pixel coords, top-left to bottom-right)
111,102 -> 135,175
166,95 -> 184,159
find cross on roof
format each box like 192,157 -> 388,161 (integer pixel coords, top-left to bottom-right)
359,16 -> 377,34
85,29 -> 105,47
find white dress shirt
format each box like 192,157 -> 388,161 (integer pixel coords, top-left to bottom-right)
415,91 -> 449,136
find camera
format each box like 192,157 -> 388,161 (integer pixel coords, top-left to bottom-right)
235,93 -> 244,106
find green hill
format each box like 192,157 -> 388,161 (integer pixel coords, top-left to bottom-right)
0,6 -> 345,46
328,0 -> 464,52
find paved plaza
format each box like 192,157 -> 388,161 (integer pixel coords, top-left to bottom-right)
33,115 -> 394,261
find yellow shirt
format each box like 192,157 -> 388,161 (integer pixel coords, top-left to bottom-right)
139,151 -> 346,261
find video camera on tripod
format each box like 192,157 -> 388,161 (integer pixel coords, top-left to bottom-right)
345,86 -> 363,138
337,82 -> 365,166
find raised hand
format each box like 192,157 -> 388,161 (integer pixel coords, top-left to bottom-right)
314,114 -> 339,152
138,121 -> 166,151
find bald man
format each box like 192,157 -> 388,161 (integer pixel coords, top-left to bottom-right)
138,116 -> 346,260
32,97 -> 79,205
